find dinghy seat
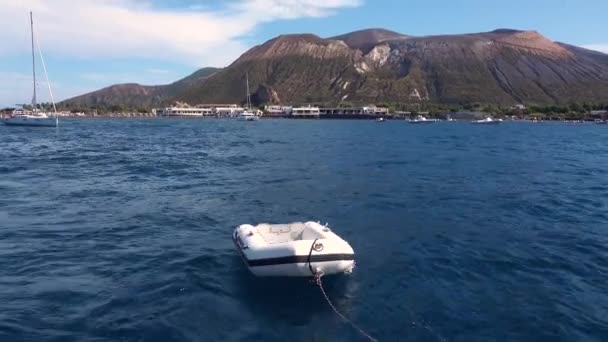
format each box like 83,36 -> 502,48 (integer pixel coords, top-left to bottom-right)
290,230 -> 304,240
257,223 -> 305,244
255,222 -> 328,244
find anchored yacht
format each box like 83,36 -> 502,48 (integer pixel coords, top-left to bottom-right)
237,73 -> 259,121
2,12 -> 58,127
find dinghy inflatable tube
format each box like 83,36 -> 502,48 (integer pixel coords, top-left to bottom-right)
233,222 -> 355,277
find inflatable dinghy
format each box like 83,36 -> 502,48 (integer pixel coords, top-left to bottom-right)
233,222 -> 355,277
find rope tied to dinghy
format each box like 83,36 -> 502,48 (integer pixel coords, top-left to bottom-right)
314,274 -> 379,342
307,239 -> 378,342
307,238 -> 319,277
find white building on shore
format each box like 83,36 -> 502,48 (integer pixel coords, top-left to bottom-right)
154,103 -> 389,118
362,105 -> 390,115
264,105 -> 293,116
215,105 -> 245,116
156,104 -> 247,117
156,107 -> 214,116
291,106 -> 320,118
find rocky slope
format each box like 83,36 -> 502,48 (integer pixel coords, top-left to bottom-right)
63,29 -> 608,107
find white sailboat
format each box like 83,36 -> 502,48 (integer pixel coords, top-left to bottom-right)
2,12 -> 58,127
237,73 -> 259,121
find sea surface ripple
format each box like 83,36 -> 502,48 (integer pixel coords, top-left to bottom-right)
1,119 -> 607,341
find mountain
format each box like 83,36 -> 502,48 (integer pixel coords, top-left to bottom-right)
62,29 -> 608,108
62,67 -> 220,108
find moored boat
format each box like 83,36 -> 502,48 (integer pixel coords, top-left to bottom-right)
472,117 -> 502,124
233,221 -> 355,277
237,111 -> 259,121
1,111 -> 58,127
2,12 -> 58,128
409,115 -> 438,124
237,73 -> 259,121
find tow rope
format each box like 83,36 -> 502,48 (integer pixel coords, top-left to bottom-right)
314,273 -> 378,342
307,239 -> 378,341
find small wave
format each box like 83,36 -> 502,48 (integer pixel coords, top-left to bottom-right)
2,119 -> 608,341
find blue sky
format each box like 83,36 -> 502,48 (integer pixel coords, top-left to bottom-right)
1,0 -> 607,107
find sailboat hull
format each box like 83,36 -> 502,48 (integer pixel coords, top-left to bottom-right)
237,115 -> 259,121
1,117 -> 57,127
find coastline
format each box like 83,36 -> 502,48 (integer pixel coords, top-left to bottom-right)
2,109 -> 606,123
36,115 -> 605,123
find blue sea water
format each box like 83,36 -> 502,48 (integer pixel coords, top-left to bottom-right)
1,119 -> 607,342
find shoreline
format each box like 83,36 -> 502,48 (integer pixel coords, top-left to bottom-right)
1,112 -> 605,123
41,115 -> 605,123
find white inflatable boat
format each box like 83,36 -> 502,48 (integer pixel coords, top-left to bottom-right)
233,222 -> 355,277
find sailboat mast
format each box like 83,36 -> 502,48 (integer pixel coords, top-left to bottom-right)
30,11 -> 37,110
246,72 -> 251,110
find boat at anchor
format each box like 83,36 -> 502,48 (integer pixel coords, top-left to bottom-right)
472,117 -> 502,124
409,115 -> 438,124
233,221 -> 355,277
237,73 -> 259,121
1,12 -> 58,127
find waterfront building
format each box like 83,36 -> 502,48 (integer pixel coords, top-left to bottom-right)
156,107 -> 214,116
292,106 -> 320,118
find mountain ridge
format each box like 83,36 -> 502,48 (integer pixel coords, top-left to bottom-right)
61,28 -> 608,108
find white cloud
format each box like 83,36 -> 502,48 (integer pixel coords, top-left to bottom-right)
0,0 -> 360,105
233,0 -> 362,20
581,44 -> 608,54
0,0 -> 361,67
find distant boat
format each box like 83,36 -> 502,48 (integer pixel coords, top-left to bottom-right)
472,117 -> 502,125
409,115 -> 437,124
2,110 -> 57,127
238,111 -> 259,121
237,73 -> 259,121
1,12 -> 58,127
376,117 -> 385,122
